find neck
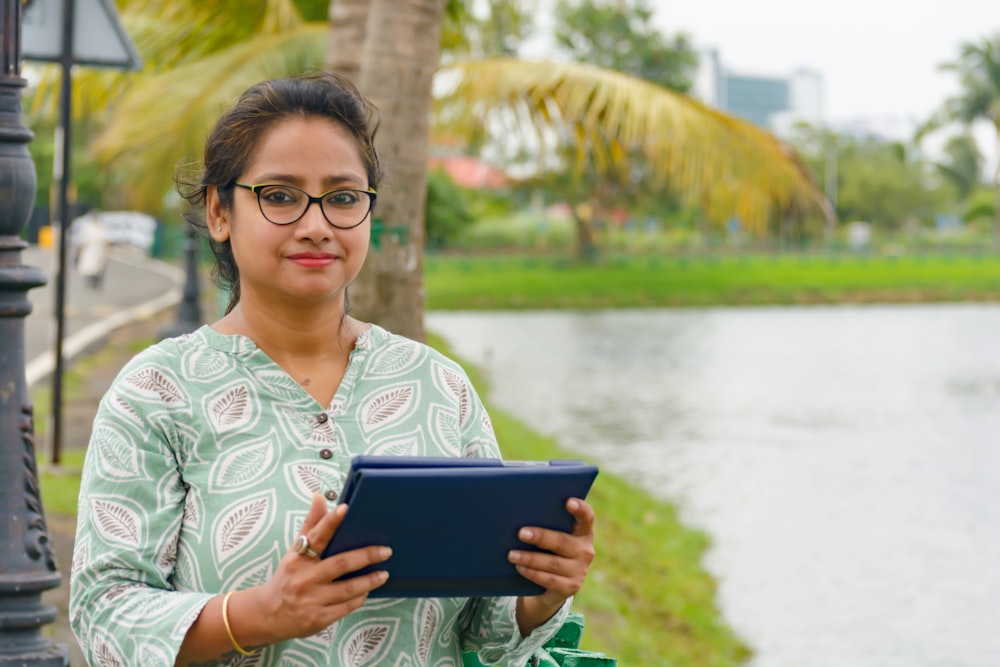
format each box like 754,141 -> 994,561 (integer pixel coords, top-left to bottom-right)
215,294 -> 360,361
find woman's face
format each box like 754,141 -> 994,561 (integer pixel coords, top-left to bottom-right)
208,116 -> 371,312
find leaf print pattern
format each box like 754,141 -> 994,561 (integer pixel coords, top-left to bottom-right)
124,367 -> 185,405
107,391 -> 144,427
369,342 -> 422,377
91,497 -> 142,547
182,488 -> 202,534
137,643 -> 172,667
207,431 -> 277,492
223,543 -> 280,591
206,383 -> 255,432
71,534 -> 88,578
91,632 -> 125,667
287,463 -> 341,502
433,363 -> 471,428
258,370 -> 307,401
428,404 -> 462,457
368,430 -> 424,457
415,600 -> 442,666
212,493 -> 273,566
184,346 -> 229,381
70,325 -> 566,667
92,424 -> 144,480
361,383 -> 418,434
340,619 -> 398,666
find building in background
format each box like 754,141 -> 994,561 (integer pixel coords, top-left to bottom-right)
693,48 -> 823,137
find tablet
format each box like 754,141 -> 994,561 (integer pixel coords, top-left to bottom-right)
320,455 -> 599,598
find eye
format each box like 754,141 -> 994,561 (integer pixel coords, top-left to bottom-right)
259,185 -> 302,206
325,190 -> 362,207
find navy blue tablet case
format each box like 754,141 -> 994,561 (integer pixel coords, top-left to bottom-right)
320,456 -> 599,598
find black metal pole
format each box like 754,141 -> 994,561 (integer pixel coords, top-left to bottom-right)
158,225 -> 202,339
0,0 -> 70,663
50,0 -> 74,465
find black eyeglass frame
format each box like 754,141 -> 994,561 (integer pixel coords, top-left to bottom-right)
233,182 -> 378,229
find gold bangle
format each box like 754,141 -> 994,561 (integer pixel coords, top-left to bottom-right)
222,591 -> 254,656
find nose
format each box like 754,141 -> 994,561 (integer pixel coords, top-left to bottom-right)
294,200 -> 331,241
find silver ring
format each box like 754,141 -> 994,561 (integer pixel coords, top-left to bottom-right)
294,534 -> 318,558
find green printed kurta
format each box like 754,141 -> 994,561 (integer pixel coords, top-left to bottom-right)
70,325 -> 567,666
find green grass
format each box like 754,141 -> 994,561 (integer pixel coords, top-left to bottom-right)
425,252 -> 1000,309
430,333 -> 751,666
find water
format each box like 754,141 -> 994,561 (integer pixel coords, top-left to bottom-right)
427,304 -> 1000,667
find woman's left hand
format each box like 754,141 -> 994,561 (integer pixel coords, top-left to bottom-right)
509,497 -> 595,635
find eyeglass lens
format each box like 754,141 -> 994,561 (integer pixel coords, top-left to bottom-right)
256,185 -> 372,227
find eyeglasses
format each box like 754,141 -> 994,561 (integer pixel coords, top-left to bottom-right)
233,183 -> 377,229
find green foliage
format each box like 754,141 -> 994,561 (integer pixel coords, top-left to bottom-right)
424,169 -> 475,250
790,124 -> 956,230
964,188 -> 998,223
553,0 -> 698,93
26,114 -> 110,211
935,133 -> 985,200
445,0 -> 534,58
939,33 -> 1000,127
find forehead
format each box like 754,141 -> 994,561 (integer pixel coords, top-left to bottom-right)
246,116 -> 365,178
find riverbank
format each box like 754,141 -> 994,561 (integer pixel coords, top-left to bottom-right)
34,321 -> 750,666
425,252 -> 1000,309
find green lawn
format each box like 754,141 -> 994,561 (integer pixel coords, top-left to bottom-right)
425,252 -> 1000,309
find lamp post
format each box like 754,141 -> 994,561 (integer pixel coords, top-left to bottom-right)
0,0 -> 70,664
158,225 -> 202,339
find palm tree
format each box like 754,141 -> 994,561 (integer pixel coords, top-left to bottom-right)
933,33 -> 1000,240
30,0 -> 831,341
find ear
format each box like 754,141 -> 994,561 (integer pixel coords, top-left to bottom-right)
206,185 -> 230,242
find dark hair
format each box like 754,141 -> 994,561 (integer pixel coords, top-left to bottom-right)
177,71 -> 383,313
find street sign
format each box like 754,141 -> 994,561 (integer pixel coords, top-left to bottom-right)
22,0 -> 142,70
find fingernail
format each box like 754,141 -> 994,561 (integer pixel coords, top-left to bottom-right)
379,547 -> 392,559
378,570 -> 389,582
508,550 -> 521,563
568,498 -> 580,510
519,528 -> 533,540
336,504 -> 348,516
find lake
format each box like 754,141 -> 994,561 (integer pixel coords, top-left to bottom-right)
427,304 -> 1000,667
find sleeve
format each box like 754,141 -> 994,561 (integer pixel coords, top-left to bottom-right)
68,355 -> 213,667
452,366 -> 572,664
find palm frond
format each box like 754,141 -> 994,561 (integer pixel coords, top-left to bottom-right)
91,23 -> 328,211
436,58 -> 832,231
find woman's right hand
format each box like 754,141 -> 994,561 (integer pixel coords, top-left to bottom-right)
242,493 -> 392,644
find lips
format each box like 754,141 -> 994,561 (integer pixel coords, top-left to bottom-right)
287,252 -> 338,267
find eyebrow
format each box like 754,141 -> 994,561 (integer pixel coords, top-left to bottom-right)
251,173 -> 366,188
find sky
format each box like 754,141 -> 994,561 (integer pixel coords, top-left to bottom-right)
523,0 -> 998,166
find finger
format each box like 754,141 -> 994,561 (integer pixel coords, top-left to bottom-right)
513,564 -> 579,598
517,527 -> 593,561
310,503 -> 349,551
299,493 -> 329,536
566,498 -> 595,536
319,544 -> 393,580
328,569 -> 390,602
508,549 -> 573,577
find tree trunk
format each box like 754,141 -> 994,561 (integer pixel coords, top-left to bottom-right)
326,0 -> 370,83
346,0 -> 446,342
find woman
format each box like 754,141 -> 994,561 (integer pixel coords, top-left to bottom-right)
69,72 -> 596,666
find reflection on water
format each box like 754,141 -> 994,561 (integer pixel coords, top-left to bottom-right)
428,304 -> 1000,667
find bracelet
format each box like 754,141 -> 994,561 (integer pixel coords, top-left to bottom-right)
222,591 -> 254,656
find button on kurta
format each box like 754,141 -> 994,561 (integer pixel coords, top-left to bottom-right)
324,489 -> 338,501
319,449 -> 333,459
316,413 -> 329,424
